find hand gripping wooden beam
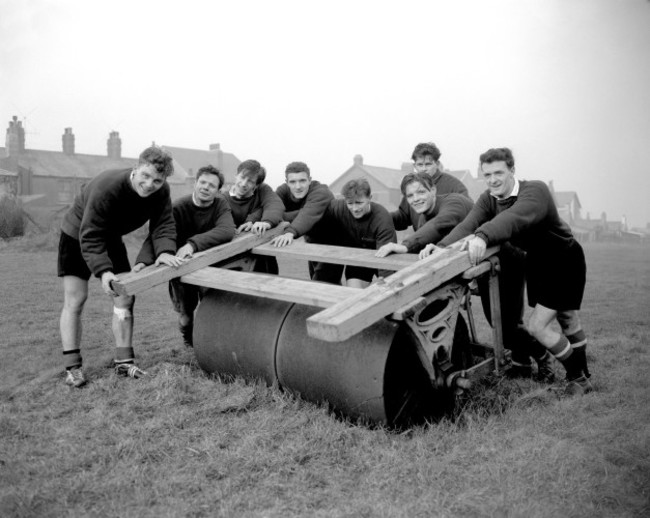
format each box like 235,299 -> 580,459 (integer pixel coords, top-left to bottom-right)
305,236 -> 498,342
110,222 -> 289,296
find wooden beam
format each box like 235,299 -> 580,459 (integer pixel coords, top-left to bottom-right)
181,267 -> 360,308
111,223 -> 289,296
461,261 -> 493,279
253,241 -> 419,271
387,296 -> 427,321
181,267 -> 427,320
305,237 -> 498,342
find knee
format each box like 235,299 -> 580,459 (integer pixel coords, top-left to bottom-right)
113,295 -> 135,320
114,295 -> 135,310
63,291 -> 87,313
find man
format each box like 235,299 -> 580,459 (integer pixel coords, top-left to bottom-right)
394,142 -> 470,233
411,142 -> 469,196
160,165 -> 235,348
376,172 -> 473,257
313,178 -> 397,288
58,146 -> 184,387
223,159 -> 284,236
435,148 -> 592,395
223,159 -> 284,273
270,161 -> 334,248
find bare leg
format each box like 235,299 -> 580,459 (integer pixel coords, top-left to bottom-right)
60,275 -> 88,352
529,304 -> 590,390
112,294 -> 135,349
557,310 -> 590,377
178,313 -> 192,327
527,304 -> 560,348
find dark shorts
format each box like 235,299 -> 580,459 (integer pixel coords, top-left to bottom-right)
526,240 -> 586,311
57,231 -> 130,280
168,278 -> 207,316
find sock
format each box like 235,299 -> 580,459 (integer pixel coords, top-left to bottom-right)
63,349 -> 82,370
551,336 -> 585,381
114,347 -> 135,365
549,336 -> 572,361
566,330 -> 590,378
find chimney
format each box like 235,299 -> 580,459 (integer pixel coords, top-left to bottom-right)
5,116 -> 26,157
401,162 -> 412,175
62,127 -> 75,155
353,154 -> 363,166
210,143 -> 224,170
107,131 -> 122,159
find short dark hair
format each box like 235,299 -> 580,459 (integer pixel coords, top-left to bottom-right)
237,159 -> 266,185
479,148 -> 515,169
285,161 -> 310,178
196,165 -> 224,188
411,142 -> 441,162
400,172 -> 435,195
138,146 -> 174,177
341,178 -> 371,199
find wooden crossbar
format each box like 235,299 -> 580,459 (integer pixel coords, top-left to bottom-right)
182,267 -> 428,321
182,267 -> 360,308
305,237 -> 498,342
111,223 -> 289,296
253,241 -> 419,271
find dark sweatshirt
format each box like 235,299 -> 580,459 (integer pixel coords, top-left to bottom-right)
276,180 -> 334,238
223,183 -> 284,227
400,194 -> 474,253
139,194 -> 236,262
60,168 -> 176,277
321,199 -> 397,278
172,195 -> 236,252
439,180 -> 576,256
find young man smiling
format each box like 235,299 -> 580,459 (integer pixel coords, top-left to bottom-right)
141,165 -> 236,348
58,146 -> 183,387
436,148 -> 592,395
271,161 -> 334,248
393,142 -> 469,234
376,172 -> 473,258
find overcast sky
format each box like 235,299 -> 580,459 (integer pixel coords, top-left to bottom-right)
2,0 -> 649,227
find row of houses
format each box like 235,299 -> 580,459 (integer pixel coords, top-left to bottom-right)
0,116 -> 241,205
1,115 -> 643,241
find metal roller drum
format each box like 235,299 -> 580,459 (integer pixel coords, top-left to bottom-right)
193,289 -> 292,385
194,289 -> 449,426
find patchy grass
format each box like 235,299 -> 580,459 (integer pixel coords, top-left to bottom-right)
0,241 -> 648,517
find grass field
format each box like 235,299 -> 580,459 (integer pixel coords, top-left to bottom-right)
0,238 -> 648,517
